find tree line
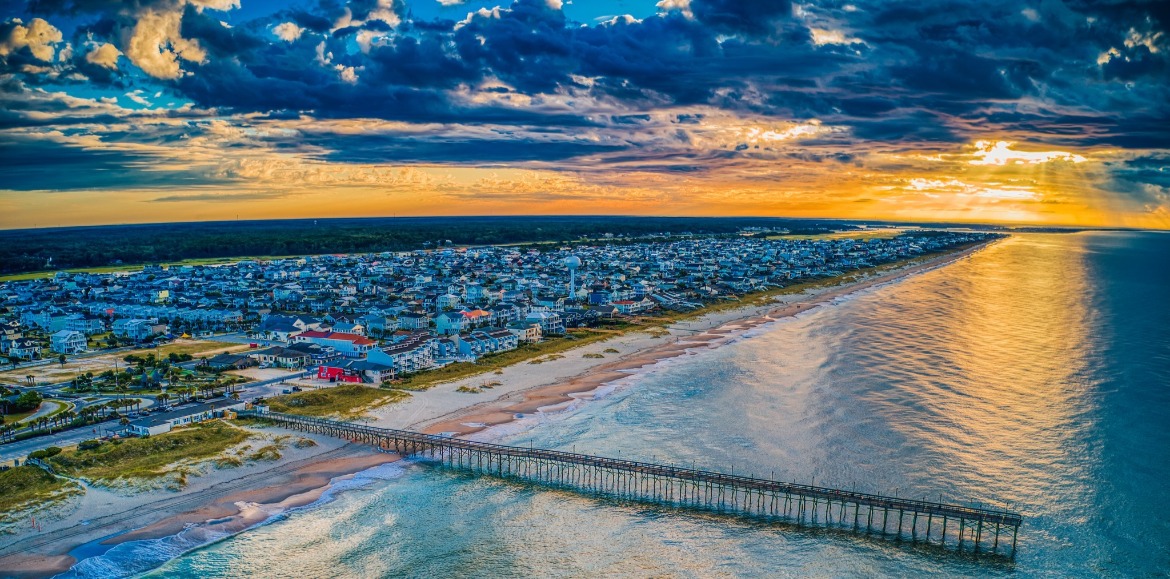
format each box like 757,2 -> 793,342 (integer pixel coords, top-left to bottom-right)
0,216 -> 857,274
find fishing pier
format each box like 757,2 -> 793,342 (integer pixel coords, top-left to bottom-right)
245,411 -> 1022,557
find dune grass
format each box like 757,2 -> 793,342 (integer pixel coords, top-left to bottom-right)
47,421 -> 251,483
0,466 -> 83,529
265,384 -> 410,419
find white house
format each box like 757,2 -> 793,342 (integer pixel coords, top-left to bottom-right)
524,311 -> 564,335
8,337 -> 41,360
124,399 -> 248,436
50,330 -> 87,355
64,313 -> 106,335
507,322 -> 543,343
112,318 -> 168,341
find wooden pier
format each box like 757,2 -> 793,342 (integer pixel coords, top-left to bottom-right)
245,411 -> 1022,557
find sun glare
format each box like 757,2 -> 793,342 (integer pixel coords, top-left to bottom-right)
969,141 -> 1088,166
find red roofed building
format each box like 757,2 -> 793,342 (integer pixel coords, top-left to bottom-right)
293,330 -> 377,358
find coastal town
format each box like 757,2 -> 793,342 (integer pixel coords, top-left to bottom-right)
3,230 -> 992,372
0,228 -> 1000,576
0,229 -> 996,439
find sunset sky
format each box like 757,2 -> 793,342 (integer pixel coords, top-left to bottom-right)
1,0 -> 1168,229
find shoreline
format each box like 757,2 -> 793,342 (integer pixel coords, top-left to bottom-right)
0,446 -> 399,579
0,241 -> 991,579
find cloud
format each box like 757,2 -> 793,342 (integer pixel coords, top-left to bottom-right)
151,191 -> 288,202
968,141 -> 1087,166
124,8 -> 207,79
0,17 -> 63,63
271,21 -> 303,42
84,42 -> 120,68
2,0 -> 1168,228
690,0 -> 792,35
656,0 -> 692,19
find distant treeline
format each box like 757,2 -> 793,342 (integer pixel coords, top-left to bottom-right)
0,216 -> 859,275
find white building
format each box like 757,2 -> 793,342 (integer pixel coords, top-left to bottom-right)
124,399 -> 248,436
50,330 -> 87,355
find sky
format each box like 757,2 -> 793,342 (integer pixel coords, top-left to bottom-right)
0,0 -> 1168,230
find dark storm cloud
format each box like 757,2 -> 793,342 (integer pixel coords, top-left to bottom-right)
0,137 -> 230,190
690,0 -> 793,36
306,132 -> 627,164
180,5 -> 265,56
14,0 -> 1165,144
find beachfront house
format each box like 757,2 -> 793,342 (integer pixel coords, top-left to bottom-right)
123,399 -> 248,436
507,322 -> 543,343
524,311 -> 564,335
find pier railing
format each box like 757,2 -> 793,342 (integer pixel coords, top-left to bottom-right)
242,410 -> 1023,557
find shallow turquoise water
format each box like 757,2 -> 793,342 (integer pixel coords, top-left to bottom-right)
62,232 -> 1170,578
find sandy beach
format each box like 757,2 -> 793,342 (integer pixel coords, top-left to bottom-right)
0,242 -> 989,579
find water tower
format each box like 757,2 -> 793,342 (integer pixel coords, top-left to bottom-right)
564,255 -> 581,299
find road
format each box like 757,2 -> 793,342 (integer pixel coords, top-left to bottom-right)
0,421 -> 112,465
16,399 -> 67,425
1,370 -> 312,461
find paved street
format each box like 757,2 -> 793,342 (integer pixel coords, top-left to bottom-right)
2,370 -> 312,461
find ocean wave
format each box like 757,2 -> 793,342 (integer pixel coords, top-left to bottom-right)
55,461 -> 412,579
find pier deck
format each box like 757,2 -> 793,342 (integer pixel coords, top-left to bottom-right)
245,411 -> 1022,557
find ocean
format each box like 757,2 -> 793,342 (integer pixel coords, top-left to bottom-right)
62,232 -> 1170,578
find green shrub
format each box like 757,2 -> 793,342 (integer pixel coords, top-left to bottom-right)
78,440 -> 102,451
28,446 -> 62,460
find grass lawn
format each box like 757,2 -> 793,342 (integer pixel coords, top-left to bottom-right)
2,408 -> 40,424
0,466 -> 84,527
390,328 -> 617,391
265,384 -> 410,419
124,341 -> 249,360
47,421 -> 252,484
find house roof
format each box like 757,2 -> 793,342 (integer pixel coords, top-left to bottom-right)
128,399 -> 247,429
206,353 -> 252,366
296,330 -> 376,346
